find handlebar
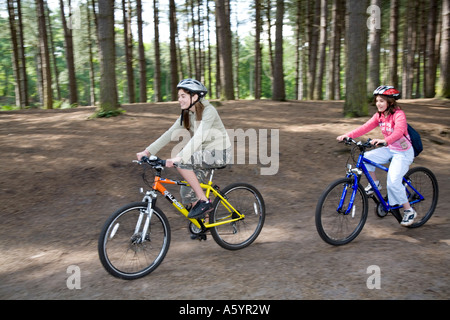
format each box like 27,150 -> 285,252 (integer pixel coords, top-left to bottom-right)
342,137 -> 387,150
134,155 -> 166,168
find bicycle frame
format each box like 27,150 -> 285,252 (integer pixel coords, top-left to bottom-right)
144,170 -> 245,230
343,152 -> 425,215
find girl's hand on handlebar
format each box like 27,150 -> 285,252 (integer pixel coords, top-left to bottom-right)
370,138 -> 386,146
166,157 -> 181,168
336,135 -> 349,142
136,150 -> 150,161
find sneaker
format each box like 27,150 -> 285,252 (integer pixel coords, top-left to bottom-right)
188,200 -> 213,219
365,181 -> 381,195
401,208 -> 417,227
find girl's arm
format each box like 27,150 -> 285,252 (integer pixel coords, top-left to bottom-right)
345,113 -> 379,139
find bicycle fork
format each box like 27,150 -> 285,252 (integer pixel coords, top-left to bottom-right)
337,166 -> 363,216
133,190 -> 157,244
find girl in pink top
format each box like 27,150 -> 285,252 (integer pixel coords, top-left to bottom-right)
337,86 -> 416,226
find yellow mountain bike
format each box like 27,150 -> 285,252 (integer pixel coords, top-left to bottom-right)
98,156 -> 265,280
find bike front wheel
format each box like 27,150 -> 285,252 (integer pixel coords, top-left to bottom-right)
315,178 -> 368,245
98,202 -> 171,280
210,183 -> 265,250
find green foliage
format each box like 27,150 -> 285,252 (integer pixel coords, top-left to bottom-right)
89,108 -> 125,119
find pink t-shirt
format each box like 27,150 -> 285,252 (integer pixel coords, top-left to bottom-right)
345,109 -> 412,152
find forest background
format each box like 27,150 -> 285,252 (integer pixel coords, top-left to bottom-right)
1,0 -> 449,117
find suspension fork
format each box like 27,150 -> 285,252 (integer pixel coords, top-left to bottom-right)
134,190 -> 157,243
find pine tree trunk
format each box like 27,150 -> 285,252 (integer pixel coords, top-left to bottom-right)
424,0 -> 438,98
169,0 -> 179,101
60,0 -> 78,105
153,0 -> 162,102
344,0 -> 368,117
96,0 -> 120,114
389,0 -> 399,88
439,0 -> 450,98
254,0 -> 262,100
272,0 -> 285,101
215,0 -> 235,100
368,0 -> 381,96
314,0 -> 327,100
307,0 -> 320,100
36,0 -> 53,109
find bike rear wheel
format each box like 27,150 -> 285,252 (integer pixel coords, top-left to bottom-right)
404,166 -> 439,228
315,177 -> 368,245
98,202 -> 171,280
210,183 -> 265,250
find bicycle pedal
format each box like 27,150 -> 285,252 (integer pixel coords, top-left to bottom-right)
191,233 -> 207,241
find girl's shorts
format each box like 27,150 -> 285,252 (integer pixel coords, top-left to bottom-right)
178,148 -> 231,204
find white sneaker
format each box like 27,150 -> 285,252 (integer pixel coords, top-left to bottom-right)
401,208 -> 417,227
365,181 -> 381,195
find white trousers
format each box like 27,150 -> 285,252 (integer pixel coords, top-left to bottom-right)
364,147 -> 414,206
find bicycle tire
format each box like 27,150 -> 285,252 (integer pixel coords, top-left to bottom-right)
315,177 -> 368,246
98,202 -> 171,280
210,183 -> 265,250
403,166 -> 439,228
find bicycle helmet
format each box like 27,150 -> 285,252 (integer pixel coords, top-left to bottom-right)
177,78 -> 208,98
373,85 -> 401,100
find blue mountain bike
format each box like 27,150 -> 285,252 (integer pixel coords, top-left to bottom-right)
315,138 -> 439,246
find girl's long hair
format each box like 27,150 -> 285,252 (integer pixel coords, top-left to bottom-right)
182,99 -> 205,130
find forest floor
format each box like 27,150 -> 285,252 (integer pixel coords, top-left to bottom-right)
0,99 -> 449,301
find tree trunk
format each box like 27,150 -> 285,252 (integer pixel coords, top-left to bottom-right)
215,0 -> 235,100
314,0 -> 327,100
368,0 -> 381,96
153,0 -> 162,102
388,0 -> 399,88
294,0 -> 302,100
307,0 -> 320,100
86,2 -> 96,106
272,0 -> 285,101
7,0 -> 22,108
60,0 -> 78,105
35,0 -> 53,109
439,0 -> 450,98
329,0 -> 338,100
344,0 -> 368,117
402,0 -> 418,99
96,0 -> 120,114
121,0 -> 134,103
46,2 -> 61,101
424,0 -> 438,98
169,0 -> 179,101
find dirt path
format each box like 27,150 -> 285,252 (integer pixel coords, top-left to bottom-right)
0,99 -> 449,300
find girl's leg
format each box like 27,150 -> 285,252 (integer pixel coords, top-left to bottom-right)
177,167 -> 208,202
386,149 -> 414,207
364,147 -> 392,185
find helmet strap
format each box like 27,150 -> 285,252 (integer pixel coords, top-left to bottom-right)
180,94 -> 201,126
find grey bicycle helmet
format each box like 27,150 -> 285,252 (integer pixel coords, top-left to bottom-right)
373,85 -> 401,100
177,78 -> 208,98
